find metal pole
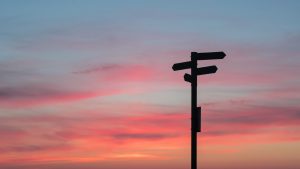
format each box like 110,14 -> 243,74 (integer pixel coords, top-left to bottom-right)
191,56 -> 197,169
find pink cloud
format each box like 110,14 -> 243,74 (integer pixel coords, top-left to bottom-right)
0,103 -> 299,161
0,84 -> 124,108
75,64 -> 154,82
0,107 -> 298,167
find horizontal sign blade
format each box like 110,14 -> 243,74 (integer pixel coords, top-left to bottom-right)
191,51 -> 226,60
184,73 -> 192,83
172,61 -> 192,71
196,65 -> 218,75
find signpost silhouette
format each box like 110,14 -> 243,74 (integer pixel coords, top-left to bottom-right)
172,51 -> 226,169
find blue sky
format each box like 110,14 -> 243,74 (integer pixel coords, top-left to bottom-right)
0,1 -> 300,169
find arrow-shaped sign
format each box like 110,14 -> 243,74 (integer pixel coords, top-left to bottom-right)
172,61 -> 192,71
196,65 -> 218,75
191,52 -> 226,60
184,73 -> 192,83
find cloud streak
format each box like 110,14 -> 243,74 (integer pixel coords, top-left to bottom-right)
0,85 -> 111,107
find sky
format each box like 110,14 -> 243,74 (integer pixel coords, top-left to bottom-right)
0,0 -> 300,169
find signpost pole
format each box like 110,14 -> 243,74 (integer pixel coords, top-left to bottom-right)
172,51 -> 226,169
191,54 -> 197,169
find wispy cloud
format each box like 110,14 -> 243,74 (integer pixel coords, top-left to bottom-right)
73,63 -> 154,82
0,101 -> 299,163
0,85 -> 108,107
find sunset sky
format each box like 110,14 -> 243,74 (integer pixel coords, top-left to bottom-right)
0,1 -> 300,169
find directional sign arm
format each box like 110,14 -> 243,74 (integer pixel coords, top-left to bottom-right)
196,65 -> 218,75
172,61 -> 192,71
184,73 -> 192,83
191,52 -> 226,60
